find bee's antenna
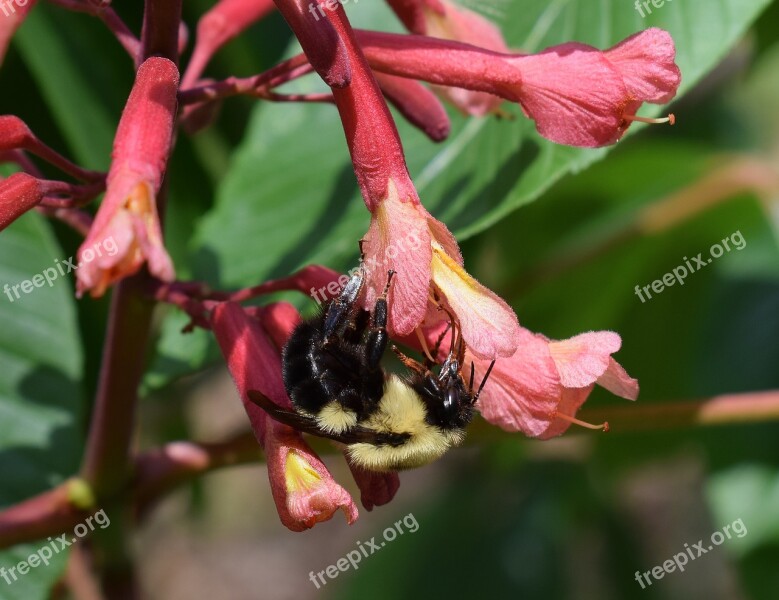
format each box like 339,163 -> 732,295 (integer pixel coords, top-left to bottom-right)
468,361 -> 475,395
473,360 -> 496,403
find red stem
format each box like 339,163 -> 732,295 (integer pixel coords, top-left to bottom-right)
79,276 -> 156,498
0,486 -> 87,549
178,55 -> 313,105
140,0 -> 182,63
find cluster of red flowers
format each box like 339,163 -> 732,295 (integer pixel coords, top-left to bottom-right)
0,0 -> 680,531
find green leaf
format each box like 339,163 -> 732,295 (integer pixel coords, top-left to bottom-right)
0,214 -> 84,600
13,4 -> 132,169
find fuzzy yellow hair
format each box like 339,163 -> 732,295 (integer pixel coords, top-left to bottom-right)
346,374 -> 465,471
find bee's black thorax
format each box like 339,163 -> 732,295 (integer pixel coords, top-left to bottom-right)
282,305 -> 385,421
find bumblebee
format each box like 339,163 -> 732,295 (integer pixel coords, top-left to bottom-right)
248,267 -> 494,472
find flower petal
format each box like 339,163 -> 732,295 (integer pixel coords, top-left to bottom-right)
346,458 -> 400,511
604,28 -> 681,104
362,184 -> 431,336
430,240 -> 519,359
475,327 -> 560,436
266,425 -> 359,532
510,43 -> 629,147
537,385 -> 595,440
547,331 -> 622,388
597,357 -> 639,400
77,178 -> 174,297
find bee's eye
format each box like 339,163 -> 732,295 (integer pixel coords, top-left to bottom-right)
444,386 -> 459,416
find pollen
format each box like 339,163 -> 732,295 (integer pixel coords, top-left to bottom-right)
284,450 -> 322,493
127,181 -> 154,215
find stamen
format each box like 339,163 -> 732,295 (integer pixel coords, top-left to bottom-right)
552,411 -> 609,432
415,327 -> 435,363
623,113 -> 675,126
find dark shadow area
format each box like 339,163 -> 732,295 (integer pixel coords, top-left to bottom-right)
441,139 -> 541,233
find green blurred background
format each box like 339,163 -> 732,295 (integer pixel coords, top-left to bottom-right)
1,0 -> 778,598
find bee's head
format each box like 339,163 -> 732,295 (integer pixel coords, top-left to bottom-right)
409,358 -> 475,430
406,305 -> 497,432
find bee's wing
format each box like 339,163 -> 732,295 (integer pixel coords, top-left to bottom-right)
246,390 -> 408,447
246,390 -> 334,438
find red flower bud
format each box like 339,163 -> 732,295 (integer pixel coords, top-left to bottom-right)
0,172 -> 42,231
357,27 -> 681,147
76,57 -> 179,297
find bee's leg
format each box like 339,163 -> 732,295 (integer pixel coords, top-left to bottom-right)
422,322 -> 452,368
431,322 -> 452,356
391,345 -> 428,376
364,270 -> 395,371
323,268 -> 365,343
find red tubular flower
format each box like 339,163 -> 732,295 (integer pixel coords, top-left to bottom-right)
356,27 -> 682,147
361,180 -> 520,359
374,72 -> 450,142
283,0 -> 520,360
212,302 -> 359,531
464,329 -> 638,439
0,172 -> 101,231
386,0 -> 509,115
76,57 -> 179,298
0,115 -> 102,182
0,173 -> 42,231
272,0 -> 351,88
